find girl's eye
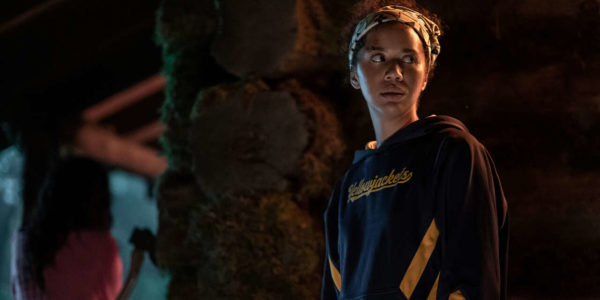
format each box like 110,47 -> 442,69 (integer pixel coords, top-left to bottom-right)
371,54 -> 385,63
402,56 -> 416,64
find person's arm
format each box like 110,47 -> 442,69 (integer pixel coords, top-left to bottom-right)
435,136 -> 508,300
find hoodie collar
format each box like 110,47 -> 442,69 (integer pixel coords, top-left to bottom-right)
352,115 -> 468,164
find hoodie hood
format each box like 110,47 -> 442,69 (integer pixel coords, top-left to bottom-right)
353,115 -> 468,164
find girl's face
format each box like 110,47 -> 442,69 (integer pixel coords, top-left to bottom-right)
350,22 -> 428,121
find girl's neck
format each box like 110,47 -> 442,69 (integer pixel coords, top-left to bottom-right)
370,110 -> 418,147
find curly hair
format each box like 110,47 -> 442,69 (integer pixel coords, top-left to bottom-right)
23,157 -> 112,289
343,0 -> 444,79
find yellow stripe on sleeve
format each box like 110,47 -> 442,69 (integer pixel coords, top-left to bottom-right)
399,219 -> 440,299
329,257 -> 341,292
427,273 -> 440,300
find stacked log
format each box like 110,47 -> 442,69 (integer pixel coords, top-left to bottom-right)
156,0 -> 345,298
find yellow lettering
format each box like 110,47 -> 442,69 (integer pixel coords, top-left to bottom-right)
386,169 -> 396,184
347,167 -> 414,203
382,176 -> 389,186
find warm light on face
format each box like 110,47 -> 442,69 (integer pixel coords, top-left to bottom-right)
350,22 -> 428,121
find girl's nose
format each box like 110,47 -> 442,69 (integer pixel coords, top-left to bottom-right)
384,63 -> 403,81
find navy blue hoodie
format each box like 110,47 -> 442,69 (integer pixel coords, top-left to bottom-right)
322,115 -> 508,300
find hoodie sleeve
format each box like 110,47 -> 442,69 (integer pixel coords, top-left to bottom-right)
321,256 -> 339,300
321,182 -> 342,300
435,135 -> 508,300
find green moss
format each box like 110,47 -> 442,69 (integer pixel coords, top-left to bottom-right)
186,193 -> 322,299
158,127 -> 193,173
189,80 -> 270,121
155,0 -> 217,47
154,1 -> 349,298
156,0 -> 237,172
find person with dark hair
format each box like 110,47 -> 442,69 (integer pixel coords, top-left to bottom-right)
11,157 -> 122,300
322,1 -> 508,299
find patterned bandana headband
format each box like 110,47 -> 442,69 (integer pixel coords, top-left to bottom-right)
348,5 -> 441,70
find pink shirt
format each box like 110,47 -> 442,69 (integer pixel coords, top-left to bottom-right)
12,230 -> 123,300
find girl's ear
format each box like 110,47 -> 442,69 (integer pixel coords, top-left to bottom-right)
350,71 -> 361,90
422,67 -> 431,91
